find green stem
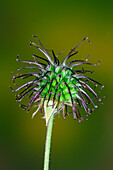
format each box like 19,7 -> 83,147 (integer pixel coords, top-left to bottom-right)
44,113 -> 54,170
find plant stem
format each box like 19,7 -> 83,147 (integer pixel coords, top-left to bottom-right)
44,113 -> 54,170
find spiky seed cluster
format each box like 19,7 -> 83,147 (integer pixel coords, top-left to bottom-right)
10,36 -> 104,122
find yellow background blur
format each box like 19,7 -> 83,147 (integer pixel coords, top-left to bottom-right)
0,0 -> 113,169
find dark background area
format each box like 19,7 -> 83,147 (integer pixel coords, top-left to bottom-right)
0,0 -> 113,169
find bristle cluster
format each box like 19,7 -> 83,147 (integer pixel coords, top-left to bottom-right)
10,35 -> 104,122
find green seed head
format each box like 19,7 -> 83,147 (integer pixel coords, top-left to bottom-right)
10,35 -> 104,123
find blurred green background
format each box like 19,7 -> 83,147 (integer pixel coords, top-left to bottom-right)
0,0 -> 113,169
